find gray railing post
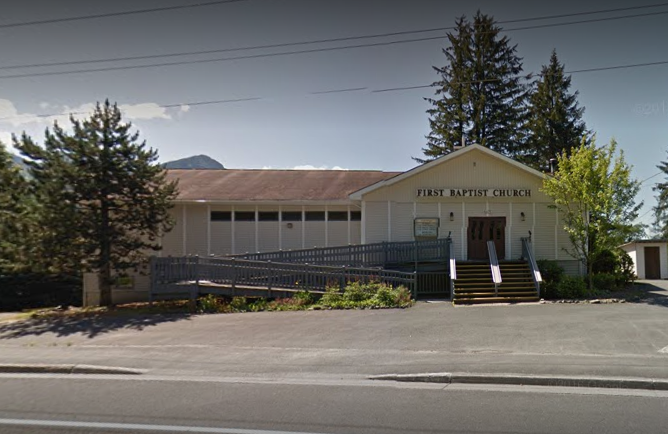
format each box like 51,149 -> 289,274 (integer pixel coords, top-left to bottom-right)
149,256 -> 155,305
267,260 -> 273,298
231,257 -> 237,295
412,271 -> 418,299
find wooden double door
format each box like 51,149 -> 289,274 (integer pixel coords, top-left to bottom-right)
468,217 -> 506,260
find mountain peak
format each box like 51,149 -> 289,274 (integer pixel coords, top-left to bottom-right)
163,155 -> 225,170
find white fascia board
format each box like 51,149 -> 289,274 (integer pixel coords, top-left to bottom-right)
349,144 -> 547,200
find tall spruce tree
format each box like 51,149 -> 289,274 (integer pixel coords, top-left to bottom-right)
523,49 -> 589,171
16,101 -> 178,306
653,153 -> 668,238
419,11 -> 529,162
0,142 -> 32,272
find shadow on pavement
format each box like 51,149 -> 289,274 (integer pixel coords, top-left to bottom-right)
623,281 -> 668,307
0,313 -> 193,340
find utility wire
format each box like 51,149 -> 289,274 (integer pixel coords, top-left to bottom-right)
0,0 -> 247,30
1,57 -> 667,123
2,9 -> 668,81
2,7 -> 668,73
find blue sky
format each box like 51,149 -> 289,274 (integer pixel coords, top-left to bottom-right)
0,0 -> 667,229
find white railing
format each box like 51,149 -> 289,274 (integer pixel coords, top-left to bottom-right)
487,240 -> 502,296
447,237 -> 456,299
521,236 -> 542,298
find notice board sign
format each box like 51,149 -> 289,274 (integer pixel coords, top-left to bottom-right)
414,217 -> 439,239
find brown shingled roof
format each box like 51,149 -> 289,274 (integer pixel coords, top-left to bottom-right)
166,169 -> 400,202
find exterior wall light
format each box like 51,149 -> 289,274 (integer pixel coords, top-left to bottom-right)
520,212 -> 526,222
286,223 -> 293,229
449,212 -> 454,222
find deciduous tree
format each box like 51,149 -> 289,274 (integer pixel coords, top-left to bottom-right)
541,139 -> 642,288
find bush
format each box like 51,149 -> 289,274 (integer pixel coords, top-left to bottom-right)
536,260 -> 564,300
319,281 -> 414,309
197,294 -> 229,314
555,275 -> 588,299
591,273 -> 618,293
616,252 -> 637,287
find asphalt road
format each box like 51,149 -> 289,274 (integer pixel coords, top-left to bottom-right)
0,374 -> 667,434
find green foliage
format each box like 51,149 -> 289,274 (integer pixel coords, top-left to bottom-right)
420,12 -> 529,162
319,281 -> 414,309
536,259 -> 564,300
0,142 -> 35,273
197,294 -> 230,314
616,252 -> 637,287
15,100 -> 179,306
555,275 -> 588,299
522,50 -> 589,171
541,139 -> 642,289
591,273 -> 618,293
229,296 -> 248,312
653,151 -> 668,238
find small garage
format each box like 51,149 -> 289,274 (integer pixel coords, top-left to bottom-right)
620,240 -> 668,280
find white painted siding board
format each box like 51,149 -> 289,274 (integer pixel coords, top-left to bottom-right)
161,206 -> 183,256
391,202 -> 414,242
235,222 -> 255,254
350,221 -> 362,245
258,222 -> 280,252
365,201 -> 388,244
328,222 -> 348,247
510,203 -> 532,260
304,222 -> 326,248
533,203 -> 556,260
185,206 -> 208,256
210,222 -> 232,255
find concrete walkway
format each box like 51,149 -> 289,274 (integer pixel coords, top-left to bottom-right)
0,281 -> 667,380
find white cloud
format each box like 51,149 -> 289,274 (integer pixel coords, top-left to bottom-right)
39,102 -> 50,110
0,99 -> 172,128
0,131 -> 12,145
180,105 -> 191,113
119,103 -> 171,120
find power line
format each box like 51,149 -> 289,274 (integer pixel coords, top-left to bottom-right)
1,57 -> 667,123
2,7 -> 668,73
3,9 -> 668,82
0,0 -> 247,30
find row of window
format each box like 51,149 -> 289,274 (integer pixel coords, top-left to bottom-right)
211,211 -> 362,222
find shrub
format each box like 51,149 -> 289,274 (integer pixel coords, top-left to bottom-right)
197,294 -> 229,313
591,273 -> 618,293
319,281 -> 414,309
616,251 -> 637,287
229,296 -> 248,312
536,260 -> 564,300
555,275 -> 588,299
248,298 -> 269,312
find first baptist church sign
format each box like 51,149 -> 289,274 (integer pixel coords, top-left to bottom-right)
416,188 -> 532,198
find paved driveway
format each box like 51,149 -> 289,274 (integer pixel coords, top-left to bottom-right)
0,282 -> 667,379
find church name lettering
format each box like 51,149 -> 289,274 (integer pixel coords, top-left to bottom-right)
416,188 -> 531,198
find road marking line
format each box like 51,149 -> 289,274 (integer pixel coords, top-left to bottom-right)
0,418 -> 335,434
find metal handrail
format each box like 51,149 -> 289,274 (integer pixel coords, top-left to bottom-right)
446,235 -> 456,299
521,236 -> 543,298
225,238 -> 449,268
487,241 -> 502,296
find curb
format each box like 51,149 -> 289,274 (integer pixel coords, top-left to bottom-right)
369,372 -> 668,391
0,364 -> 145,375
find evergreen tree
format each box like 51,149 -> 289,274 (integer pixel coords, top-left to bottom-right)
419,11 -> 529,162
523,49 -> 589,171
16,101 -> 178,306
0,142 -> 32,272
653,153 -> 668,238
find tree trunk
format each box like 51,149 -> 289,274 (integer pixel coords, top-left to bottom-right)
99,261 -> 112,307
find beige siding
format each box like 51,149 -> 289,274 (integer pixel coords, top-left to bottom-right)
234,222 -> 255,254
211,222 -> 232,255
282,222 -> 302,250
161,206 -> 183,256
510,203 -> 532,260
258,222 -> 280,252
556,260 -> 582,276
350,221 -> 361,244
364,149 -> 549,203
533,203 -> 555,260
391,202 -> 414,242
185,205 -> 208,256
328,222 -> 348,247
304,222 -> 326,248
365,201 -> 387,244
